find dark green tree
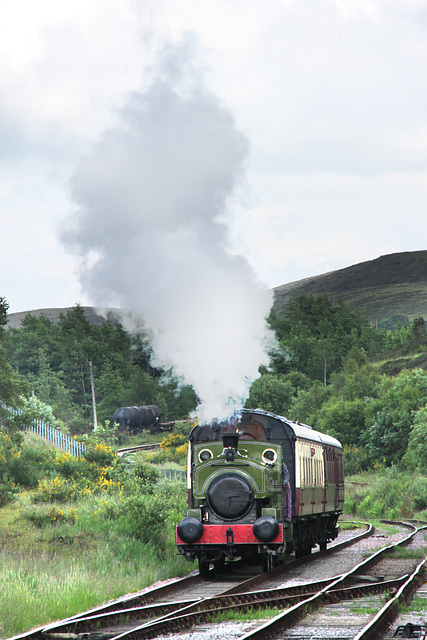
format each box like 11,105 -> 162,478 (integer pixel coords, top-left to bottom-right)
364,368 -> 427,465
245,374 -> 295,416
268,295 -> 384,384
0,297 -> 27,405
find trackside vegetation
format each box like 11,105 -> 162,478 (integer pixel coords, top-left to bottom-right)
1,294 -> 427,636
0,429 -> 190,637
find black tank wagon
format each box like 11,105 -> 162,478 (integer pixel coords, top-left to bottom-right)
112,404 -> 162,433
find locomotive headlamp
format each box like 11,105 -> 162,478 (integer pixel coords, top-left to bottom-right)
220,432 -> 241,461
223,433 -> 240,449
199,449 -> 213,462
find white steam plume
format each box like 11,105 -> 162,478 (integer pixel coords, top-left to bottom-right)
62,39 -> 273,421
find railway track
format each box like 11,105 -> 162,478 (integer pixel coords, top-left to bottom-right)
10,521 -> 426,640
117,444 -> 160,456
10,521 -> 370,640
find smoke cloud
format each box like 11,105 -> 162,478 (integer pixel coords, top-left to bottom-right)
62,38 -> 273,421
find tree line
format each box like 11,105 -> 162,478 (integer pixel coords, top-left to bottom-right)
0,298 -> 198,433
245,294 -> 427,472
1,293 -> 427,472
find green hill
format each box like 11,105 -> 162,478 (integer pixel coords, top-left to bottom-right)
273,250 -> 427,323
6,306 -> 122,330
7,251 -> 427,329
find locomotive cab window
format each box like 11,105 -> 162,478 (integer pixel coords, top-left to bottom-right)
262,448 -> 277,465
198,449 -> 213,462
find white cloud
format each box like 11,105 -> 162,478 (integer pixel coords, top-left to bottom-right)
1,0 -> 427,316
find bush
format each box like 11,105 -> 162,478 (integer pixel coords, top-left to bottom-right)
344,469 -> 427,519
343,446 -> 370,475
83,442 -> 116,466
24,505 -> 78,528
172,421 -> 195,437
0,478 -> 16,507
120,493 -> 169,549
116,478 -> 187,553
145,433 -> 188,465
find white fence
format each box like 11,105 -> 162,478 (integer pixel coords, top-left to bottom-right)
0,403 -> 87,457
159,467 -> 186,482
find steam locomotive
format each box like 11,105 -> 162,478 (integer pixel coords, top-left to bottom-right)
176,409 -> 344,575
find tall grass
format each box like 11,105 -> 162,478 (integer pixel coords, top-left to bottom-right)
0,490 -> 190,639
344,468 -> 427,520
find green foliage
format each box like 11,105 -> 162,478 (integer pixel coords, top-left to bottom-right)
245,374 -> 295,415
19,393 -> 64,430
254,297 -> 427,470
3,304 -> 199,434
0,345 -> 28,405
403,406 -> 427,470
316,398 -> 367,446
0,489 -> 190,638
83,441 -> 117,466
24,505 -> 78,528
268,295 -> 384,384
118,478 -> 186,552
288,381 -> 330,425
0,431 -> 23,505
109,459 -> 161,495
343,445 -> 370,475
365,368 -> 427,465
344,468 -> 427,519
172,420 -> 196,437
145,432 -> 188,464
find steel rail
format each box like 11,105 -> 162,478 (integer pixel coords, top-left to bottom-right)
41,521 -> 374,638
117,444 -> 160,456
41,576 -> 380,637
5,521 -> 399,640
352,559 -> 426,640
222,520 -> 374,595
95,525 -> 414,640
224,523 -> 424,640
42,575 -> 410,640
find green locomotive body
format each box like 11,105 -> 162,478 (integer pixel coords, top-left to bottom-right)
176,409 -> 344,574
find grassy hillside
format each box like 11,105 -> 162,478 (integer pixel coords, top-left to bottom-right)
273,250 -> 427,322
7,251 -> 427,329
6,306 -> 122,330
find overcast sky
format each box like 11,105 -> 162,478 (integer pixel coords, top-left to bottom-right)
2,0 -> 427,315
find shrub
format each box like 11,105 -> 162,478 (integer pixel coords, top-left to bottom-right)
120,493 -> 169,549
159,433 -> 188,449
172,420 -> 195,437
84,442 -> 116,466
25,505 -> 78,528
33,466 -> 120,503
345,469 -> 427,519
343,445 -> 370,475
0,478 -> 16,507
145,433 -> 188,465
